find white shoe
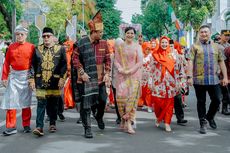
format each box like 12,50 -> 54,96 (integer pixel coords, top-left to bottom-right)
147,107 -> 152,113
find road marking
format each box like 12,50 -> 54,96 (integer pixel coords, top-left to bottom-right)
0,105 -> 36,128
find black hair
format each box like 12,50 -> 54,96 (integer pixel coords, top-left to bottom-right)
124,27 -> 136,34
169,39 -> 174,44
199,25 -> 210,31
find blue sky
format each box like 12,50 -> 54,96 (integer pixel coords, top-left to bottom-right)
115,0 -> 141,23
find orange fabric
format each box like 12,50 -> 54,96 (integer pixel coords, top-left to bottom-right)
64,78 -> 75,109
107,39 -> 115,54
63,40 -> 74,77
151,39 -> 159,53
152,36 -> 175,81
152,96 -> 174,124
138,85 -> 152,107
6,107 -> 31,128
2,42 -> 35,80
6,109 -> 17,128
142,42 -> 152,57
174,41 -> 183,54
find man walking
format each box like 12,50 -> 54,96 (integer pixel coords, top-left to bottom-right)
72,10 -> 111,138
1,25 -> 35,136
29,27 -> 67,136
188,25 -> 228,134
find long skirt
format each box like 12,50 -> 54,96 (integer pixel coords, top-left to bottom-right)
116,80 -> 140,122
152,96 -> 174,124
0,69 -> 32,109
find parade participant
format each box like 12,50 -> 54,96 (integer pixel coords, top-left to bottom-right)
72,10 -> 111,138
30,27 -> 67,136
1,25 -> 35,136
149,36 -> 186,132
188,25 -> 228,134
138,42 -> 153,113
114,27 -> 143,134
172,40 -> 188,126
218,30 -> 230,115
150,39 -> 159,53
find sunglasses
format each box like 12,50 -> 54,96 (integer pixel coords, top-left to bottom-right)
42,35 -> 52,38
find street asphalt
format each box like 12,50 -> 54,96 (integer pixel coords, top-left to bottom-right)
0,86 -> 230,153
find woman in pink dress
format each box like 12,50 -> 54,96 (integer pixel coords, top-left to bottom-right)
114,27 -> 143,134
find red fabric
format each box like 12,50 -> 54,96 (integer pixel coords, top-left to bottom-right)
152,96 -> 174,124
2,42 -> 35,80
152,36 -> 175,81
109,87 -> 114,104
21,107 -> 31,127
138,85 -> 152,107
6,107 -> 31,128
64,78 -> 75,109
174,41 -> 183,54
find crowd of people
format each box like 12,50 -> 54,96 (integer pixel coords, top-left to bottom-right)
0,10 -> 230,139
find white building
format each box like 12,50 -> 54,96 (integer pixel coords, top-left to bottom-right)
208,0 -> 230,33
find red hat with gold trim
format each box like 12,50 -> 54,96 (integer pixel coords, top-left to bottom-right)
88,10 -> 104,31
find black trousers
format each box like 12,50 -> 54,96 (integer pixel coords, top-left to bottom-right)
79,83 -> 107,129
194,84 -> 221,125
220,84 -> 230,105
57,96 -> 64,115
112,86 -> 121,120
174,94 -> 184,121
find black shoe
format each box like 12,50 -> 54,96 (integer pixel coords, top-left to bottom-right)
76,117 -> 82,124
58,114 -> 65,122
207,119 -> 217,129
84,128 -> 93,138
23,126 -> 31,133
177,119 -> 188,126
222,109 -> 230,115
96,118 -> 105,130
199,124 -> 207,134
116,118 -> 121,124
3,128 -> 17,136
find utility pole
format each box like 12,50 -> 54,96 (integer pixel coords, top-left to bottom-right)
11,0 -> 16,42
82,0 -> 85,30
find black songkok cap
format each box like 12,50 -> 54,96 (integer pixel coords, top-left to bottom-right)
42,27 -> 54,34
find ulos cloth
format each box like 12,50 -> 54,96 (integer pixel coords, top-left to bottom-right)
0,69 -> 32,109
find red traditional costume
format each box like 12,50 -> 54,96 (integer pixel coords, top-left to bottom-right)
149,36 -> 186,127
138,42 -> 152,108
1,35 -> 35,132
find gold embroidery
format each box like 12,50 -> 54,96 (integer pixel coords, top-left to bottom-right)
38,44 -> 61,83
36,89 -> 61,98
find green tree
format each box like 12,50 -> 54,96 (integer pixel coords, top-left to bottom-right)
132,0 -> 172,39
95,0 -> 122,39
27,24 -> 39,46
43,0 -> 96,42
0,0 -> 23,35
166,0 -> 216,31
